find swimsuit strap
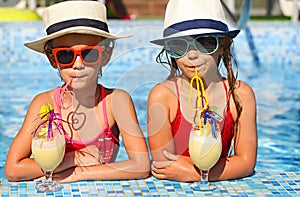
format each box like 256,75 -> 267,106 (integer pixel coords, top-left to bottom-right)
100,85 -> 109,128
171,78 -> 182,130
222,80 -> 230,107
100,85 -> 119,143
174,78 -> 181,105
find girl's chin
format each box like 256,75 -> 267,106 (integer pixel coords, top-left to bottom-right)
69,80 -> 87,89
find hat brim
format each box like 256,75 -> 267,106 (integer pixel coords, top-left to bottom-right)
24,26 -> 132,53
150,29 -> 240,46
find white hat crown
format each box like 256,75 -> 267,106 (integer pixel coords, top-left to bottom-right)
164,0 -> 226,29
42,1 -> 106,28
151,0 -> 240,45
24,1 -> 131,53
43,1 -> 108,34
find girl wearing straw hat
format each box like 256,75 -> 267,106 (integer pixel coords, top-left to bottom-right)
148,0 -> 257,182
5,1 -> 150,182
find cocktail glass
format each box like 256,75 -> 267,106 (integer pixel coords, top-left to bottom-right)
189,123 -> 222,191
31,125 -> 65,192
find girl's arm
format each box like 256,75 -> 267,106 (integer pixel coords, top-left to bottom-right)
55,89 -> 150,182
5,93 -> 51,181
147,84 -> 201,182
210,81 -> 257,181
147,84 -> 177,160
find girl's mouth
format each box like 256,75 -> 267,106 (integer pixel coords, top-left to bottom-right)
72,74 -> 85,79
187,65 -> 202,69
187,66 -> 196,69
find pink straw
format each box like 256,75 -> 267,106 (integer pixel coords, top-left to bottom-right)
54,78 -> 75,112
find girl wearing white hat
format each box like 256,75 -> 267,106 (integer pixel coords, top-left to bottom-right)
148,0 -> 257,182
5,1 -> 150,182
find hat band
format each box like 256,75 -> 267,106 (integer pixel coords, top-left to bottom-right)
46,18 -> 109,35
163,19 -> 229,37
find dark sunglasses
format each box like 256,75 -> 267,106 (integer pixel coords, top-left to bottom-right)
164,35 -> 223,58
51,46 -> 103,68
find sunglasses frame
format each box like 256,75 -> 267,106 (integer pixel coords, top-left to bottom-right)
51,46 -> 103,68
164,35 -> 224,58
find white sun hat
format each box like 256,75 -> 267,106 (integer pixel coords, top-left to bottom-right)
24,0 -> 131,53
151,0 -> 240,45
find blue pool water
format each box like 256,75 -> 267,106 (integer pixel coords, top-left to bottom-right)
0,20 -> 299,179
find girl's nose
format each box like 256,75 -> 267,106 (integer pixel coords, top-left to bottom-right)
186,45 -> 200,60
72,55 -> 85,69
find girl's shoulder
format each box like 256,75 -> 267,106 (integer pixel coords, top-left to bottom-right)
27,89 -> 57,116
148,79 -> 177,102
235,80 -> 255,98
102,86 -> 131,98
31,89 -> 56,105
101,86 -> 133,107
229,80 -> 256,110
223,79 -> 255,97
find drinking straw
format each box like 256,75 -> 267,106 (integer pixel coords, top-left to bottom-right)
54,78 -> 74,111
32,104 -> 66,140
188,68 -> 209,135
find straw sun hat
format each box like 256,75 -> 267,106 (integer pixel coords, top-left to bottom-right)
151,0 -> 240,45
25,0 -> 131,53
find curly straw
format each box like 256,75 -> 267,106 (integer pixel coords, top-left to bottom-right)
188,68 -> 209,135
54,78 -> 75,111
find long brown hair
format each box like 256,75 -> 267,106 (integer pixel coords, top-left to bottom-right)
219,36 -> 242,154
155,35 -> 242,152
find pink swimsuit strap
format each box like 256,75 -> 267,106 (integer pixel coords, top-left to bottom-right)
61,85 -> 119,148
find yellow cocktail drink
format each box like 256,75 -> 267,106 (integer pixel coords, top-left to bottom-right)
189,129 -> 222,170
32,133 -> 65,171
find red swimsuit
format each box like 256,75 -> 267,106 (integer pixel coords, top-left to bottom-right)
171,79 -> 234,157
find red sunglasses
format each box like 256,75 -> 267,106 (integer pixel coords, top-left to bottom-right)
52,46 -> 103,67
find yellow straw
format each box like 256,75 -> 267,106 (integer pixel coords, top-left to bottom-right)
188,68 -> 209,135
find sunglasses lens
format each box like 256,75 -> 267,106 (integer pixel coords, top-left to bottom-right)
82,48 -> 100,63
56,50 -> 74,65
165,36 -> 219,58
195,36 -> 218,54
52,46 -> 102,67
165,39 -> 188,58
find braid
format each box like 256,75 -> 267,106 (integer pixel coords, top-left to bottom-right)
220,36 -> 242,152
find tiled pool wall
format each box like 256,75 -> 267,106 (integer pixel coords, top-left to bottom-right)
0,20 -> 299,176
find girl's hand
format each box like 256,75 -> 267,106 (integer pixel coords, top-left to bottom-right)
151,150 -> 201,182
57,147 -> 102,174
53,154 -> 103,183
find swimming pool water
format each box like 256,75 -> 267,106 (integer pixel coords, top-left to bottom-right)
0,20 -> 299,178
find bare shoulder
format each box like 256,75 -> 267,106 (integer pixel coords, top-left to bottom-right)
234,80 -> 257,113
29,89 -> 56,110
229,80 -> 256,122
148,80 -> 176,103
106,88 -> 133,108
109,88 -> 131,99
235,80 -> 256,99
20,90 -> 56,132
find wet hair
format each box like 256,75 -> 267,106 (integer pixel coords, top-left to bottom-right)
155,35 -> 242,150
219,36 -> 242,153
